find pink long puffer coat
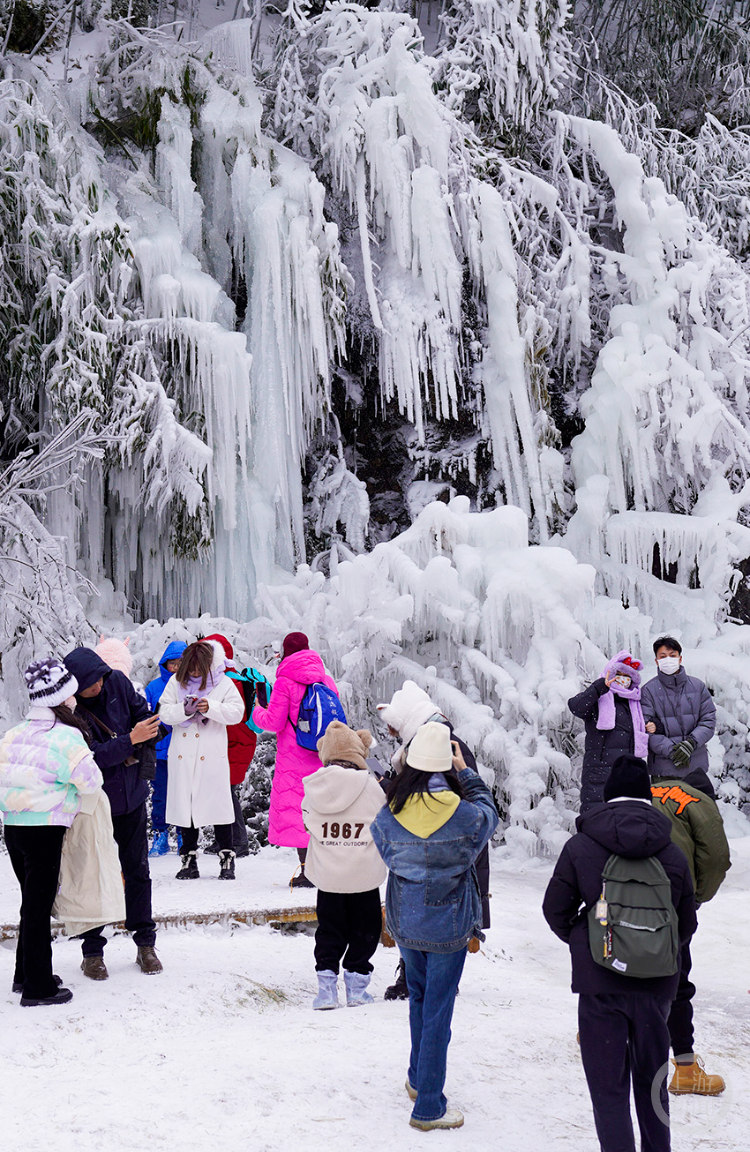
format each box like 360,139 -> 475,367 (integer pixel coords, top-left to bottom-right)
252,648 -> 339,848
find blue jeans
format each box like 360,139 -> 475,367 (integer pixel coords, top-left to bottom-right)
151,759 -> 168,832
400,945 -> 467,1121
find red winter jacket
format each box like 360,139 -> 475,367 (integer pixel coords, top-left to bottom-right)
205,634 -> 257,786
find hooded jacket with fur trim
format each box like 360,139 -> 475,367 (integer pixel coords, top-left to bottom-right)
158,641 -> 244,828
252,647 -> 339,848
302,765 -> 386,893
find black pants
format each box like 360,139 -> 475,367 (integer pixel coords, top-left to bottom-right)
80,802 -> 155,956
667,939 -> 695,1059
231,788 -> 249,853
314,889 -> 382,975
579,992 -> 671,1152
5,825 -> 66,999
475,844 -> 491,928
180,822 -> 233,853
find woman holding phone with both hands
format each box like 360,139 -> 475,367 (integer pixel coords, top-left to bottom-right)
370,723 -> 498,1131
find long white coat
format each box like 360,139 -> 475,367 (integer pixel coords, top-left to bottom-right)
160,670 -> 244,828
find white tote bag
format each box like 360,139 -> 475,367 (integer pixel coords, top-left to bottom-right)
52,789 -> 126,936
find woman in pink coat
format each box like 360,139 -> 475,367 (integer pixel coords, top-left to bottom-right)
252,632 -> 339,888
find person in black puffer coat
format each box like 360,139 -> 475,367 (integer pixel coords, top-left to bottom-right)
543,755 -> 697,1152
569,650 -> 652,812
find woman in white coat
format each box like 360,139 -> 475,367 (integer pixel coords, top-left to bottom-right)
159,640 -> 244,880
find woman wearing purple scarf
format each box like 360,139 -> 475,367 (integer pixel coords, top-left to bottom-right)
568,650 -> 655,812
159,641 -> 245,880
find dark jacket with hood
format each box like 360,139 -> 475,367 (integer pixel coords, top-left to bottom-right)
145,640 -> 187,758
568,679 -> 635,811
543,800 -> 697,997
64,647 -> 152,817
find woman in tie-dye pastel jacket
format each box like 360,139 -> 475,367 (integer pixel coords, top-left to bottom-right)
0,707 -> 102,825
1,656 -> 103,1006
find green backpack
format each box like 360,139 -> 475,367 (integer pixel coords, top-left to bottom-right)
588,854 -> 679,979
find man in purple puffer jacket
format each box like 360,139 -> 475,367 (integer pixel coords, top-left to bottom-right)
641,636 -> 716,800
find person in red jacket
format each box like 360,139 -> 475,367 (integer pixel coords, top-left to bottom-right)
203,634 -> 258,858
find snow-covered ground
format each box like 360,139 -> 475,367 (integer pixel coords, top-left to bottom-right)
1,841 -> 748,1152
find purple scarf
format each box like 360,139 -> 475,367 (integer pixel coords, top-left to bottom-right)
177,663 -> 226,726
597,680 -> 649,758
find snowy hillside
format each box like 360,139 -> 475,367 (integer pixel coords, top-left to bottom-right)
1,838 -> 748,1151
3,0 -> 750,842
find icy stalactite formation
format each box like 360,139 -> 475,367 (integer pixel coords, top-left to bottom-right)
273,3 -> 584,536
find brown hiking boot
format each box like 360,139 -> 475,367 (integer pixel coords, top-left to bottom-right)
669,1056 -> 725,1096
136,946 -> 163,975
81,956 -> 109,981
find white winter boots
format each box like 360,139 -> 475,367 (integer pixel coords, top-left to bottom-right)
312,970 -> 339,1010
312,970 -> 374,1009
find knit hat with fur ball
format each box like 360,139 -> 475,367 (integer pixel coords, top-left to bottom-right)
405,721 -> 454,774
24,658 -> 78,708
317,721 -> 372,771
603,755 -> 653,803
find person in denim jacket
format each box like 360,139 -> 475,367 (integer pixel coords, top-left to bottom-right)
370,722 -> 498,1131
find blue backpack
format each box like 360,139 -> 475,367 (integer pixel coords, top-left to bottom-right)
295,683 -> 346,750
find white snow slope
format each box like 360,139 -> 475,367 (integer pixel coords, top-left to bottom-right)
0,841 -> 747,1152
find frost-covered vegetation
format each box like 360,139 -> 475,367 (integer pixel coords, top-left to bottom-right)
3,0 -> 750,848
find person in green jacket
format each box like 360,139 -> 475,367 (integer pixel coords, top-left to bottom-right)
650,777 -> 730,1097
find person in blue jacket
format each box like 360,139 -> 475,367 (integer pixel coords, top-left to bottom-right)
64,646 -> 163,978
145,641 -> 187,856
371,721 -> 498,1132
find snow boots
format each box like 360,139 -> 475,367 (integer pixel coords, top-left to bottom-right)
384,958 -> 409,1001
405,1080 -> 417,1101
218,849 -> 236,880
81,956 -> 109,980
21,986 -> 73,1007
136,946 -> 163,975
312,970 -> 339,1010
149,830 -> 170,858
176,850 -> 199,879
669,1056 -> 725,1095
344,970 -> 373,1007
409,1109 -> 464,1132
290,865 -> 314,890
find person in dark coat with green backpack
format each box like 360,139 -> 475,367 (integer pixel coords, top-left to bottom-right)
543,755 -> 697,1152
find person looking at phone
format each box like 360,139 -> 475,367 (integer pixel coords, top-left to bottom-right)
370,724 -> 498,1131
64,646 -> 163,977
158,640 -> 244,881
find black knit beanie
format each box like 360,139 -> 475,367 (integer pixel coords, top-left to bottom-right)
603,755 -> 653,802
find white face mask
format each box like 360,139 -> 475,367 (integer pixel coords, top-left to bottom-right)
64,695 -> 77,711
613,674 -> 632,689
657,657 -> 681,676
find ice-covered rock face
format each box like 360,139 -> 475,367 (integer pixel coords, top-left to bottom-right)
5,6 -> 750,840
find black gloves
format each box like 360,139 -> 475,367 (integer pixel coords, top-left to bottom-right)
670,737 -> 697,769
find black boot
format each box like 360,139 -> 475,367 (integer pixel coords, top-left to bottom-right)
384,958 -> 408,1001
21,986 -> 73,1007
176,850 -> 199,879
290,865 -> 314,889
218,850 -> 236,880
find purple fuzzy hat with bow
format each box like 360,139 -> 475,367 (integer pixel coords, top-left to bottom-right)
603,650 -> 643,685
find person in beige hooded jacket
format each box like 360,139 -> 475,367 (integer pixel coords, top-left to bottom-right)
301,721 -> 386,1010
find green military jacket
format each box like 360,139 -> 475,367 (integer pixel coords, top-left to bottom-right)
651,778 -> 731,904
